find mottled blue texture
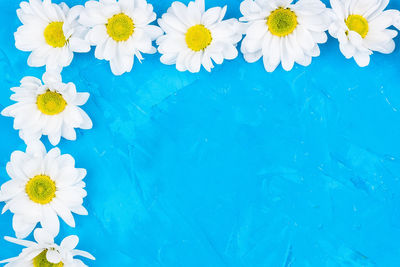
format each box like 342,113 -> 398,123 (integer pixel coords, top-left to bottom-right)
1,0 -> 400,266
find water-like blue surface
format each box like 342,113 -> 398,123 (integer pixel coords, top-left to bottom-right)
1,0 -> 400,266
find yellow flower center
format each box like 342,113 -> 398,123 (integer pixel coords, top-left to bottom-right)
33,250 -> 63,267
345,14 -> 369,38
25,175 -> 56,205
44,22 -> 67,48
37,90 -> 67,115
106,13 -> 135,42
267,7 -> 298,37
185,24 -> 212,52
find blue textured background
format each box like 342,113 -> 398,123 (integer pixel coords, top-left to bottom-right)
1,0 -> 400,266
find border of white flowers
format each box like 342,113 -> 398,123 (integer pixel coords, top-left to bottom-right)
12,0 -> 400,75
1,0 -> 400,265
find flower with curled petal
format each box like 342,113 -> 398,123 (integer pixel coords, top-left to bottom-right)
0,228 -> 95,266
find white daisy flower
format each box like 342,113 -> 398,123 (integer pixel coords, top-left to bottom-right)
15,0 -> 91,71
0,228 -> 95,267
156,0 -> 242,73
1,71 -> 92,146
0,141 -> 88,239
240,0 -> 332,72
79,0 -> 163,76
329,0 -> 399,67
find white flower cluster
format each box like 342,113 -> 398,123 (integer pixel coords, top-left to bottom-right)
10,0 -> 400,76
0,141 -> 95,266
1,0 -> 400,265
1,1 -> 97,265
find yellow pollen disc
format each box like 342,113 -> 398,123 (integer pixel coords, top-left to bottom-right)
185,24 -> 212,52
267,7 -> 298,37
44,22 -> 67,48
25,175 -> 56,205
37,90 -> 67,115
33,250 -> 63,267
345,14 -> 369,38
106,13 -> 135,42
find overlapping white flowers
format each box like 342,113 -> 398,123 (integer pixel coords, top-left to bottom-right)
240,0 -> 332,72
1,71 -> 92,146
329,0 -> 399,67
0,141 -> 88,239
4,1 -> 97,264
12,0 -> 400,74
0,228 -> 95,267
3,0 -> 400,265
79,0 -> 163,75
156,0 -> 242,73
15,0 -> 90,71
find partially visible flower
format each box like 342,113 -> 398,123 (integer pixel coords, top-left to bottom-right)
15,0 -> 90,71
329,0 -> 399,67
394,10 -> 400,29
156,0 -> 242,73
1,71 -> 92,146
240,0 -> 331,72
79,0 -> 163,75
0,228 -> 95,266
0,141 -> 88,238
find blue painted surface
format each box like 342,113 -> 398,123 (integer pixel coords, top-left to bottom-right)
1,0 -> 400,266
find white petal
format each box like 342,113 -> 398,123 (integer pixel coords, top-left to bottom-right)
281,37 -> 295,71
353,51 -> 370,67
71,249 -> 95,260
243,50 -> 262,63
61,125 -> 77,141
201,7 -> 222,26
46,249 -> 62,264
330,0 -> 345,20
61,235 -> 79,250
69,37 -> 91,53
77,108 -> 93,129
40,206 -> 60,237
70,205 -> 88,215
87,25 -> 108,45
3,236 -> 37,248
51,198 -> 75,227
296,26 -> 315,51
34,227 -> 54,244
12,214 -> 37,239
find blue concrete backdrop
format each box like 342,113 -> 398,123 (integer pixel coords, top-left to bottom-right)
1,0 -> 400,266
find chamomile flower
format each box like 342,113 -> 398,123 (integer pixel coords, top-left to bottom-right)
329,0 -> 399,67
15,0 -> 90,71
79,0 -> 163,75
0,141 -> 88,238
240,0 -> 331,72
1,71 -> 92,146
0,228 -> 95,267
156,0 -> 242,73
